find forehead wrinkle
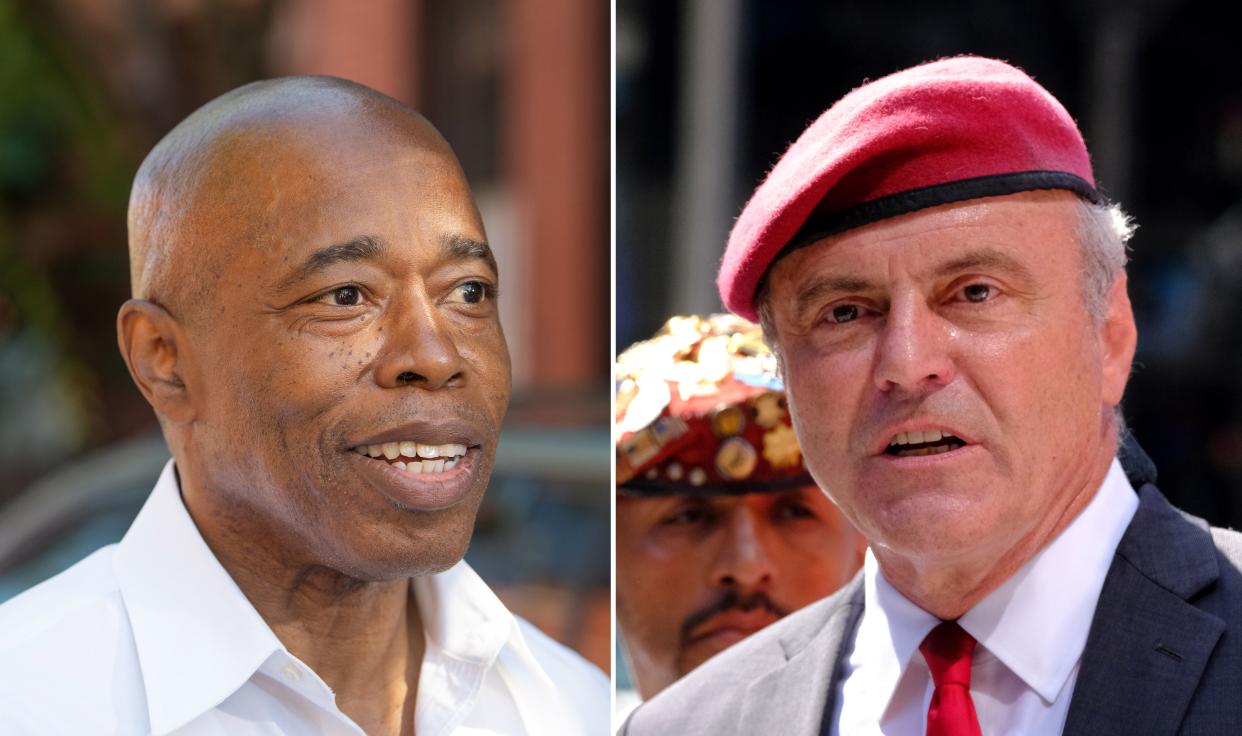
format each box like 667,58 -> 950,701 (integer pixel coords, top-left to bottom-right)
926,246 -> 1038,285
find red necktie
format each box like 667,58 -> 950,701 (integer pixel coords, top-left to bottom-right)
919,621 -> 982,736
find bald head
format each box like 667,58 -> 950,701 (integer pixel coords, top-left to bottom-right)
117,74 -> 508,583
127,76 -> 464,325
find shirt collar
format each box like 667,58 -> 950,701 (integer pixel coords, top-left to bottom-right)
413,561 -> 562,736
857,458 -> 1139,711
415,562 -> 513,665
115,460 -> 553,736
113,460 -> 284,735
960,458 -> 1138,701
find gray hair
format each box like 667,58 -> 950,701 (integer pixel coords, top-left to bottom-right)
1076,199 -> 1135,322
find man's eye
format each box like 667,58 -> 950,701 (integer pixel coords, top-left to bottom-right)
327,286 -> 362,306
455,280 -> 493,305
829,304 -> 860,323
663,507 -> 708,526
777,503 -> 815,520
961,283 -> 994,303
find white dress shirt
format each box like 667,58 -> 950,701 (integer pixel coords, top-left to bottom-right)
834,459 -> 1139,735
0,460 -> 608,735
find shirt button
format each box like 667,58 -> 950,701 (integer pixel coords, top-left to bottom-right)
281,663 -> 303,682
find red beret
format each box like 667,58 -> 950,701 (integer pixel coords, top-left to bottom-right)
718,56 -> 1100,321
615,314 -> 812,496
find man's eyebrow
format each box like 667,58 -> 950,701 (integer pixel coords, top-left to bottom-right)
276,235 -> 386,291
932,248 -> 1036,283
442,233 -> 498,276
792,274 -> 876,324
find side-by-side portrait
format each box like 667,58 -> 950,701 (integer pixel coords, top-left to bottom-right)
1,1 -> 1242,734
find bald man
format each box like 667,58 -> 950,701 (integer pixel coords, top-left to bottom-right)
0,77 -> 606,735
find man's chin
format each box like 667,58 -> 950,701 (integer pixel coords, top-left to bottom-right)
678,629 -> 762,674
319,509 -> 480,582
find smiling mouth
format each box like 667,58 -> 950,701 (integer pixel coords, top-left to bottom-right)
885,429 -> 967,458
352,441 -> 469,474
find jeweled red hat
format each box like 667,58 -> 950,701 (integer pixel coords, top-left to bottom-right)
718,56 -> 1100,321
615,314 -> 811,496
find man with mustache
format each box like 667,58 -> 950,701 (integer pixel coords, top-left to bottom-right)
622,56 -> 1242,735
616,314 -> 864,700
0,77 -> 606,735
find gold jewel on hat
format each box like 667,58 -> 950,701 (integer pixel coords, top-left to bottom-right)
716,436 -> 759,480
763,423 -> 802,469
753,390 -> 787,428
710,404 -> 746,437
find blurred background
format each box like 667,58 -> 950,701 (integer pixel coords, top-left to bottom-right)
0,0 -> 610,671
616,0 -> 1242,692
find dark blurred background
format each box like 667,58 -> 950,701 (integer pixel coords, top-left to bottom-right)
617,0 -> 1242,532
0,0 -> 609,671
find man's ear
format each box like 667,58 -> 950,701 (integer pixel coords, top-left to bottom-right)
116,299 -> 196,424
1100,272 -> 1138,407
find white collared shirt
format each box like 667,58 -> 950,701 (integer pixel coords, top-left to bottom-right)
0,461 -> 608,735
834,459 -> 1139,735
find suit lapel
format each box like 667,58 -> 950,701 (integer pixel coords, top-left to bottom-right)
1063,485 -> 1225,736
737,580 -> 864,736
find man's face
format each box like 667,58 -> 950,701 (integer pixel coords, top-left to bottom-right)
180,118 -> 510,580
765,190 -> 1134,574
616,486 -> 862,698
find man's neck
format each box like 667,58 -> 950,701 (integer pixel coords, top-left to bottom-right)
874,454 -> 1113,621
180,482 -> 425,735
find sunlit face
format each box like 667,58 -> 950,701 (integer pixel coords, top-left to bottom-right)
616,486 -> 863,699
180,118 -> 510,580
764,190 -> 1134,574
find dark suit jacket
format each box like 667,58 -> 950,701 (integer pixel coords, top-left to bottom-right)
622,464 -> 1242,735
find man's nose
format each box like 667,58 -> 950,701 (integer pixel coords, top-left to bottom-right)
871,295 -> 955,397
374,287 -> 465,390
709,511 -> 776,590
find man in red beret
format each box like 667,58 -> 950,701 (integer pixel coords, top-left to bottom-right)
622,56 -> 1242,735
615,315 -> 865,704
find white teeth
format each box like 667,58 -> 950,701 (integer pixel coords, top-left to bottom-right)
889,429 -> 954,447
354,440 -> 470,463
356,454 -> 469,475
387,458 -> 458,475
406,443 -> 467,460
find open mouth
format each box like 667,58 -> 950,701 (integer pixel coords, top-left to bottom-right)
351,441 -> 469,474
884,429 -> 967,458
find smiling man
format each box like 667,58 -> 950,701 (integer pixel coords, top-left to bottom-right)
622,57 -> 1242,735
615,315 -> 864,701
0,77 -> 606,735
